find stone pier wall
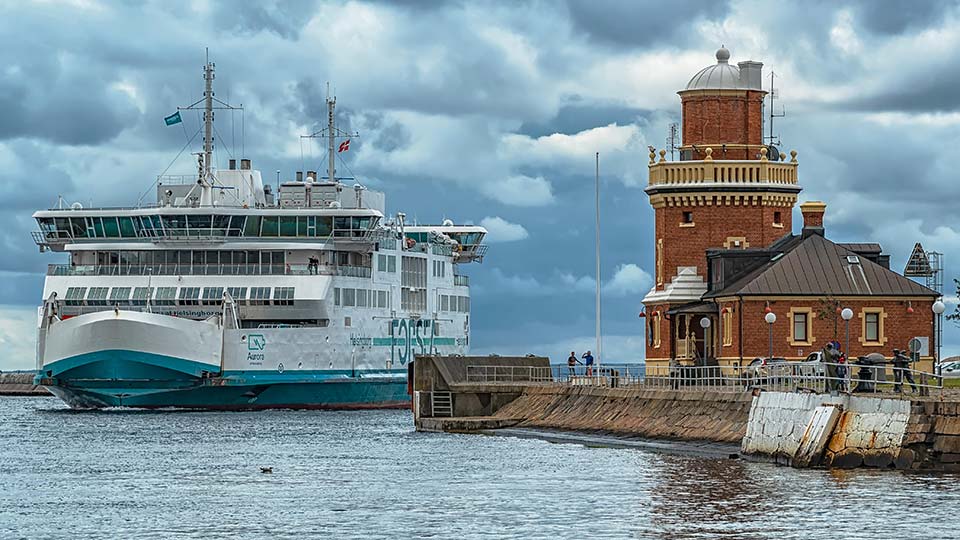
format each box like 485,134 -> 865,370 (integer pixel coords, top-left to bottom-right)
492,385 -> 754,444
742,391 -> 960,470
0,373 -> 49,396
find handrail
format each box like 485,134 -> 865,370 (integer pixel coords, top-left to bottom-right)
47,263 -> 372,278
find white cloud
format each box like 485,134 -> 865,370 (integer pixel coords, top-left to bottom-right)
602,264 -> 653,297
480,175 -> 555,207
829,9 -> 862,56
479,216 -> 529,243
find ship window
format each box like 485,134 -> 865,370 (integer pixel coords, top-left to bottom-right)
388,256 -> 396,273
109,287 -> 132,305
229,215 -> 245,236
118,217 -> 136,238
226,287 -> 247,303
70,218 -> 87,238
401,289 -> 426,312
343,288 -> 356,307
91,217 -> 104,238
297,216 -> 309,237
202,287 -> 224,305
132,287 -> 153,306
212,214 -> 230,236
441,295 -> 449,312
178,287 -> 200,305
273,287 -> 295,306
65,287 -> 87,306
316,216 -> 332,237
261,216 -> 279,237
279,216 -> 297,237
334,287 -> 341,306
249,287 -> 271,306
162,215 -> 186,234
378,290 -> 387,309
188,215 -> 211,236
37,217 -> 55,232
378,254 -> 387,272
154,287 -> 177,306
102,217 -> 120,238
244,215 -> 261,237
87,287 -> 109,306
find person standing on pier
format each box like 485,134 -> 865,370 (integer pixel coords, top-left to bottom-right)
892,349 -> 918,393
582,350 -> 594,377
823,342 -> 841,393
567,351 -> 578,377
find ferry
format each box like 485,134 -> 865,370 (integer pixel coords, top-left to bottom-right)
32,59 -> 485,409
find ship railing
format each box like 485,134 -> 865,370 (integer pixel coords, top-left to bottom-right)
47,263 -> 372,278
157,174 -> 199,185
32,230 -> 75,245
464,362 -> 944,396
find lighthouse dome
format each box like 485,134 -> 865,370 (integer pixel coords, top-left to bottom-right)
685,47 -> 761,91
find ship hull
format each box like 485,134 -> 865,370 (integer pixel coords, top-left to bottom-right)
37,311 -> 413,410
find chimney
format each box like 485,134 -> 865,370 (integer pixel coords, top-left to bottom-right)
228,158 -> 237,170
737,61 -> 763,90
800,201 -> 826,237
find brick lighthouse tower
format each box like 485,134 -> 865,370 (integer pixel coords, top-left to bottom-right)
642,47 -> 802,366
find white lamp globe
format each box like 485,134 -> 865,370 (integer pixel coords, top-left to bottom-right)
841,308 -> 854,321
933,300 -> 946,315
765,312 -> 776,324
700,317 -> 711,329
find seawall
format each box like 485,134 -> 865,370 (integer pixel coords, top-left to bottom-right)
491,386 -> 753,444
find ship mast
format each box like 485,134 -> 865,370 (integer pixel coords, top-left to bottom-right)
199,54 -> 215,206
327,90 -> 336,184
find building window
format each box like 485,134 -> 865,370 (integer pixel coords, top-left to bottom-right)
859,308 -> 887,347
656,239 -> 663,286
680,211 -> 694,227
773,211 -> 783,226
722,308 -> 733,347
651,312 -> 662,349
788,308 -> 814,346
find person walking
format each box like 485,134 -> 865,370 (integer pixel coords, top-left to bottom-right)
582,350 -> 595,377
892,349 -> 918,393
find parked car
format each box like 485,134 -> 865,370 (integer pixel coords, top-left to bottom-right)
940,361 -> 960,379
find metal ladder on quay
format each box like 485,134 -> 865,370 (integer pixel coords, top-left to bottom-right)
431,391 -> 453,417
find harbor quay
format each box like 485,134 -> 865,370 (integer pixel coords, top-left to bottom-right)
411,355 -> 960,471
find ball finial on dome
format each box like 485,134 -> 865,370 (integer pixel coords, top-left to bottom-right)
716,46 -> 730,63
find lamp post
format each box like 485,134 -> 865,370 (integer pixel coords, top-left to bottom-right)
841,308 -> 854,391
700,317 -> 711,360
764,312 -> 776,360
933,300 -> 946,377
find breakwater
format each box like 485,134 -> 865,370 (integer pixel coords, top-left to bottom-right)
0,372 -> 49,396
412,356 -> 960,471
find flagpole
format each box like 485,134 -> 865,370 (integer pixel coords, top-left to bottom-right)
595,152 -> 602,373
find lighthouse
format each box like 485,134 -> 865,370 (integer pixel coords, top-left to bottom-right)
642,47 -> 802,366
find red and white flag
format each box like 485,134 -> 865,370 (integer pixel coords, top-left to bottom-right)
338,139 -> 351,153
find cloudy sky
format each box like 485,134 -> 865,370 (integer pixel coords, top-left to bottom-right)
2,0 -> 960,369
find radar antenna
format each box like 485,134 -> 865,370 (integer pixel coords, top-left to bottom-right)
665,122 -> 680,161
765,71 -> 785,147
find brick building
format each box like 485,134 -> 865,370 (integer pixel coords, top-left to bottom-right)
641,48 -> 940,371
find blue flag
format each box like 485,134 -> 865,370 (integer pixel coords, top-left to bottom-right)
164,111 -> 182,126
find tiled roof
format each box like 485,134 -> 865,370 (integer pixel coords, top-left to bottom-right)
705,233 -> 938,298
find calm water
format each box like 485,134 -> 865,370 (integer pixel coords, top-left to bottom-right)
2,396 -> 958,539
